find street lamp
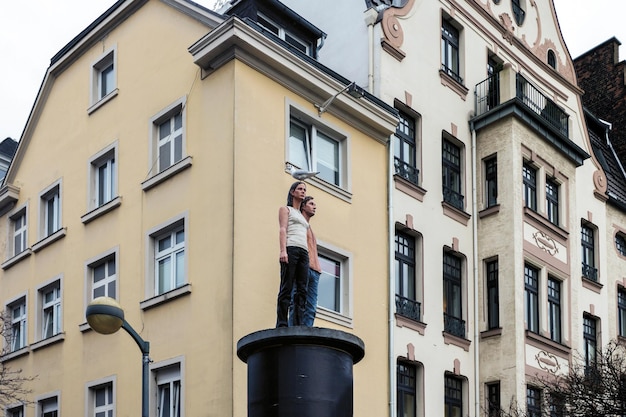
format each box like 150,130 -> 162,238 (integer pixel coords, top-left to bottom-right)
86,297 -> 150,417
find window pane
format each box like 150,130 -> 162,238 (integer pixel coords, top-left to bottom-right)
318,256 -> 340,312
158,257 -> 172,293
316,132 -> 339,185
176,251 -> 185,287
289,122 -> 310,170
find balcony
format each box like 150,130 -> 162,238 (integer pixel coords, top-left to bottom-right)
444,313 -> 466,338
395,294 -> 421,322
394,158 -> 419,186
582,262 -> 598,282
443,187 -> 464,211
471,67 -> 589,167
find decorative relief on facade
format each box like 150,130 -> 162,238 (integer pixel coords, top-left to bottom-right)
593,170 -> 608,194
380,0 -> 415,60
535,350 -> 560,374
498,13 -> 515,45
533,230 -> 558,255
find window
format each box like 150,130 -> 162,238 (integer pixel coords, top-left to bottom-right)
522,162 -> 537,210
486,382 -> 501,417
39,396 -> 58,417
485,156 -> 498,208
441,19 -> 462,83
289,116 -> 346,188
581,223 -> 598,282
548,277 -> 561,343
512,0 -> 526,25
547,50 -> 557,69
7,405 -> 24,417
583,314 -> 597,370
618,287 -> 626,338
616,233 -> 626,256
444,375 -> 463,417
545,178 -> 559,225
397,361 -> 416,417
92,50 -> 116,103
395,232 -> 419,321
443,252 -> 464,338
526,387 -> 541,417
257,13 -> 311,56
318,254 -> 342,313
442,138 -> 464,210
524,264 -> 539,334
157,111 -> 183,174
549,394 -> 565,417
88,253 -> 117,300
8,298 -> 27,352
154,363 -> 181,417
486,260 -> 499,330
39,281 -> 61,340
39,183 -> 61,238
394,110 -> 419,185
89,144 -> 117,209
154,226 -> 185,296
10,209 -> 27,256
89,382 -> 114,417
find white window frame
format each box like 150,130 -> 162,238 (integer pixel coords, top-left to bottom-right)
6,295 -> 27,353
315,240 -> 352,327
85,248 -> 119,303
287,105 -> 351,199
89,47 -> 118,112
9,205 -> 28,257
143,214 -> 190,306
88,142 -> 118,210
154,226 -> 185,296
257,13 -> 310,55
149,98 -> 187,176
38,181 -> 62,240
36,393 -> 59,417
37,278 -> 62,341
150,358 -> 184,417
85,377 -> 116,417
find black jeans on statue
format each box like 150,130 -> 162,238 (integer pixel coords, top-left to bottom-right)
276,246 -> 309,327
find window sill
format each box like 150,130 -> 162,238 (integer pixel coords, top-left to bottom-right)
525,330 -> 570,357
479,204 -> 500,219
31,333 -> 65,351
1,346 -> 30,362
288,172 -> 353,203
441,201 -> 471,226
523,207 -> 569,240
442,331 -> 471,351
81,196 -> 122,224
394,175 -> 426,202
140,283 -> 192,310
395,314 -> 426,335
439,70 -> 469,100
316,307 -> 353,329
480,327 -> 502,339
87,88 -> 119,115
582,276 -> 603,293
2,248 -> 32,270
32,228 -> 67,253
142,156 -> 193,191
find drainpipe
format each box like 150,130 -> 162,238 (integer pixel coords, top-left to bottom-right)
388,128 -> 396,417
364,8 -> 378,93
470,121 -> 480,417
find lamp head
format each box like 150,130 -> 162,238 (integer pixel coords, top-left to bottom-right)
86,297 -> 125,335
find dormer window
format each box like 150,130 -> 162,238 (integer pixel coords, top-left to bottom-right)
257,13 -> 310,55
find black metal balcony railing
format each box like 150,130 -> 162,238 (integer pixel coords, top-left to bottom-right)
395,294 -> 421,322
444,313 -> 466,338
474,73 -> 500,115
394,158 -> 419,186
443,187 -> 464,211
441,64 -> 464,85
516,74 -> 569,137
582,263 -> 598,282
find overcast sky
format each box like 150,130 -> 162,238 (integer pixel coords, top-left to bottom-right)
1,0 -> 624,141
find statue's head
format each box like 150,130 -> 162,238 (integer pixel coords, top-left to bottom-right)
286,181 -> 306,207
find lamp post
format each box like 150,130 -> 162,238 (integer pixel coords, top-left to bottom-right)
86,297 -> 150,417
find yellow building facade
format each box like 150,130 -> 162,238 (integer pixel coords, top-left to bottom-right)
0,1 -> 397,416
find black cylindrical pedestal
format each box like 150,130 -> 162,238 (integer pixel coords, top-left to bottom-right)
237,327 -> 365,417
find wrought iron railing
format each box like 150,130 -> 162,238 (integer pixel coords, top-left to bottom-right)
395,294 -> 421,322
516,74 -> 569,137
474,73 -> 500,115
441,64 -> 463,84
394,158 -> 419,186
582,263 -> 598,282
444,313 -> 466,338
443,187 -> 464,211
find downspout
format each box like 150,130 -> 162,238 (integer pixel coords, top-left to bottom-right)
470,121 -> 480,417
388,129 -> 396,417
364,8 -> 378,93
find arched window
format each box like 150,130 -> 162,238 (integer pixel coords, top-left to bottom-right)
547,50 -> 557,69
